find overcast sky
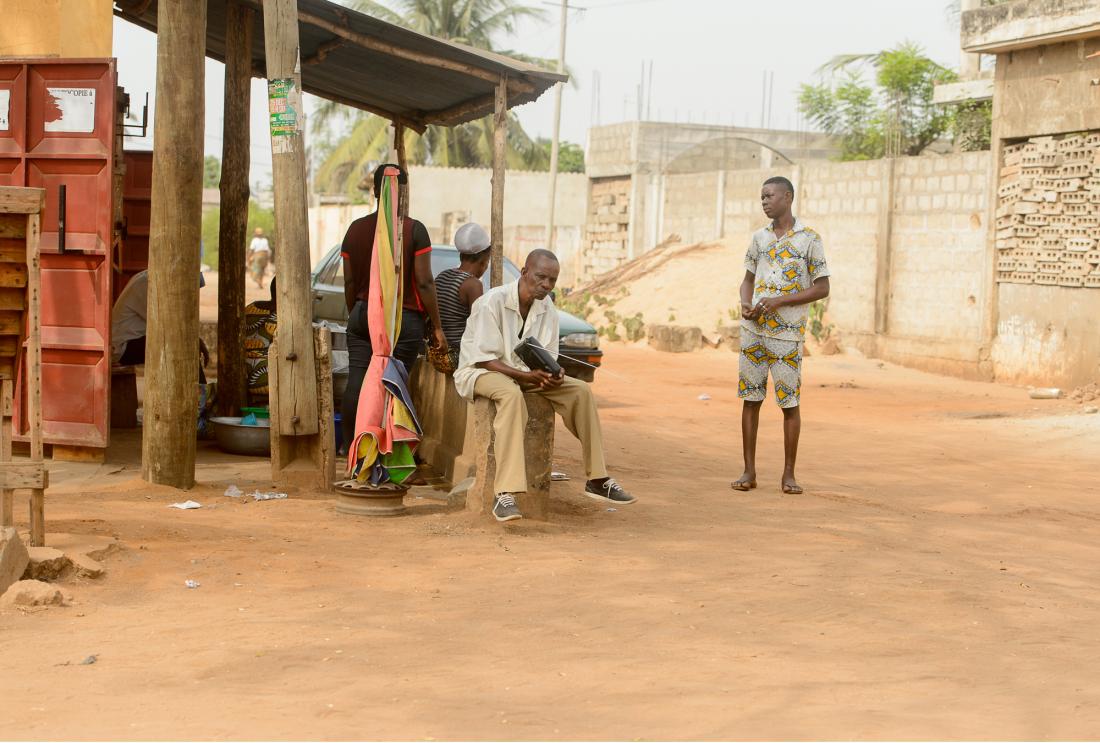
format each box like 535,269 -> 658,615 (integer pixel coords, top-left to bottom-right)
112,0 -> 962,186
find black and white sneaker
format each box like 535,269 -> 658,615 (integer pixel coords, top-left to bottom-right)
493,493 -> 523,522
584,478 -> 636,505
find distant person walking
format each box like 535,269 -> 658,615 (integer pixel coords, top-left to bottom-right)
247,227 -> 271,289
732,176 -> 831,495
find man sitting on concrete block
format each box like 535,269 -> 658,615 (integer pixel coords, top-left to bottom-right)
453,249 -> 636,522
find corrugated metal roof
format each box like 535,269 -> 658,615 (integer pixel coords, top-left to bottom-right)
113,0 -> 567,132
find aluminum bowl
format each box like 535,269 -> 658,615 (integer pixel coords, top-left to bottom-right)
210,416 -> 271,457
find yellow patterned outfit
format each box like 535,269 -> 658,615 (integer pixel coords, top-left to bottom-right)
740,219 -> 829,408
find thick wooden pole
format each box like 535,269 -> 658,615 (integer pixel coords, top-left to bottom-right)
394,123 -> 409,218
263,0 -> 319,439
544,0 -> 568,253
490,77 -> 507,288
216,0 -> 253,417
141,0 -> 207,489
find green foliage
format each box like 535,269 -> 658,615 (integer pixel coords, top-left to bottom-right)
312,0 -> 556,198
808,299 -> 834,343
951,100 -> 993,152
535,139 -> 585,173
799,42 -> 962,160
599,324 -> 621,342
622,313 -> 645,342
203,156 -> 221,188
198,200 -> 277,270
728,307 -> 740,322
557,290 -> 592,320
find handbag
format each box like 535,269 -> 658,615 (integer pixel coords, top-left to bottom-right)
515,336 -> 562,377
424,319 -> 455,374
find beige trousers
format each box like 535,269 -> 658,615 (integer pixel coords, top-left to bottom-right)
473,371 -> 609,494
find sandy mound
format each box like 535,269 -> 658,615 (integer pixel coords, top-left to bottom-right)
561,237 -> 746,341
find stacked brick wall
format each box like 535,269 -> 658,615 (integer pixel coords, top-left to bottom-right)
662,172 -> 720,245
583,177 -> 631,278
994,133 -> 1100,289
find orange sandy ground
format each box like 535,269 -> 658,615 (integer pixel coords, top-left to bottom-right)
1,345 -> 1098,740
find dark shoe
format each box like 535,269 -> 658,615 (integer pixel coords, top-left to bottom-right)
493,493 -> 523,522
585,478 -> 636,504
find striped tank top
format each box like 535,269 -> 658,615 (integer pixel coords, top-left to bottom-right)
435,267 -> 475,351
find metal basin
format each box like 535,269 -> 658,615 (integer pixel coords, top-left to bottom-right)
210,416 -> 271,457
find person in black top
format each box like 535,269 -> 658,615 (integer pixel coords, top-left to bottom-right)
434,222 -> 491,368
339,164 -> 447,453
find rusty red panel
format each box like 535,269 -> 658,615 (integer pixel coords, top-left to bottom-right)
0,64 -> 26,158
10,59 -> 116,450
114,149 -> 152,300
28,158 -> 111,253
0,159 -> 24,187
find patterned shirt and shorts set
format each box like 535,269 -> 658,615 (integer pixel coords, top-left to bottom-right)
740,219 -> 829,409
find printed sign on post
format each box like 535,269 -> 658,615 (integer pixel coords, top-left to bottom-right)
268,78 -> 302,154
0,89 -> 9,131
44,87 -> 96,133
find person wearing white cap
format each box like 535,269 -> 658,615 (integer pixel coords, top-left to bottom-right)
432,222 -> 492,369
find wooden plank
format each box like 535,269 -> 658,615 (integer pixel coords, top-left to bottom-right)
0,462 -> 48,489
0,311 -> 23,336
52,445 -> 105,463
0,359 -> 14,381
215,0 -> 253,418
0,214 -> 25,239
0,263 -> 28,288
0,187 -> 46,215
490,77 -> 508,288
26,213 -> 42,462
0,289 -> 25,312
315,327 -> 335,491
0,239 -> 29,262
264,0 -> 319,439
30,489 -> 44,547
141,0 -> 207,488
1,380 -> 11,528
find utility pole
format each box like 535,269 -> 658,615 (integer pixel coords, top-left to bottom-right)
544,0 -> 568,253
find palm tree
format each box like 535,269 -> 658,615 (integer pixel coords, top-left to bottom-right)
313,0 -> 554,197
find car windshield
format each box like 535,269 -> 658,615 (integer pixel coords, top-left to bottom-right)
430,248 -> 520,287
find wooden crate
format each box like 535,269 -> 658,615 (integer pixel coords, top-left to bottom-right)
0,187 -> 47,546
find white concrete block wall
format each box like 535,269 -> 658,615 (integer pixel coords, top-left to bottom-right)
888,152 -> 991,343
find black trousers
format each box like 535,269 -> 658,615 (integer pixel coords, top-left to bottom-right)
341,301 -> 425,449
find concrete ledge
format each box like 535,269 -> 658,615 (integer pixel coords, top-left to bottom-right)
468,394 -> 555,521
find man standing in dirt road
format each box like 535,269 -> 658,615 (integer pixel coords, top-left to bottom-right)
732,176 -> 830,495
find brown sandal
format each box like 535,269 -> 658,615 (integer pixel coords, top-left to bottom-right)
730,477 -> 757,491
782,482 -> 803,494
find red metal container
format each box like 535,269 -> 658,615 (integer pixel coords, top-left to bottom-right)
0,59 -> 117,450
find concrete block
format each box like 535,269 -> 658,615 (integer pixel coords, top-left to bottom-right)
0,527 -> 30,597
468,393 -> 555,521
646,324 -> 702,353
0,579 -> 70,608
23,547 -> 72,581
69,553 -> 105,579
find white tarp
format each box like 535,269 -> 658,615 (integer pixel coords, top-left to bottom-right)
0,89 -> 9,131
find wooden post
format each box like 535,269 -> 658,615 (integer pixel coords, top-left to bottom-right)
142,0 -> 207,489
490,77 -> 508,288
216,0 -> 253,416
26,209 -> 43,545
394,123 -> 409,218
874,158 -> 896,336
263,0 -> 320,485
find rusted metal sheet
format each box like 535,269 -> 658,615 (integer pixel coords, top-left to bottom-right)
1,59 -> 116,449
114,149 -> 151,300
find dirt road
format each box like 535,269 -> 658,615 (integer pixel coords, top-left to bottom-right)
2,346 -> 1099,740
